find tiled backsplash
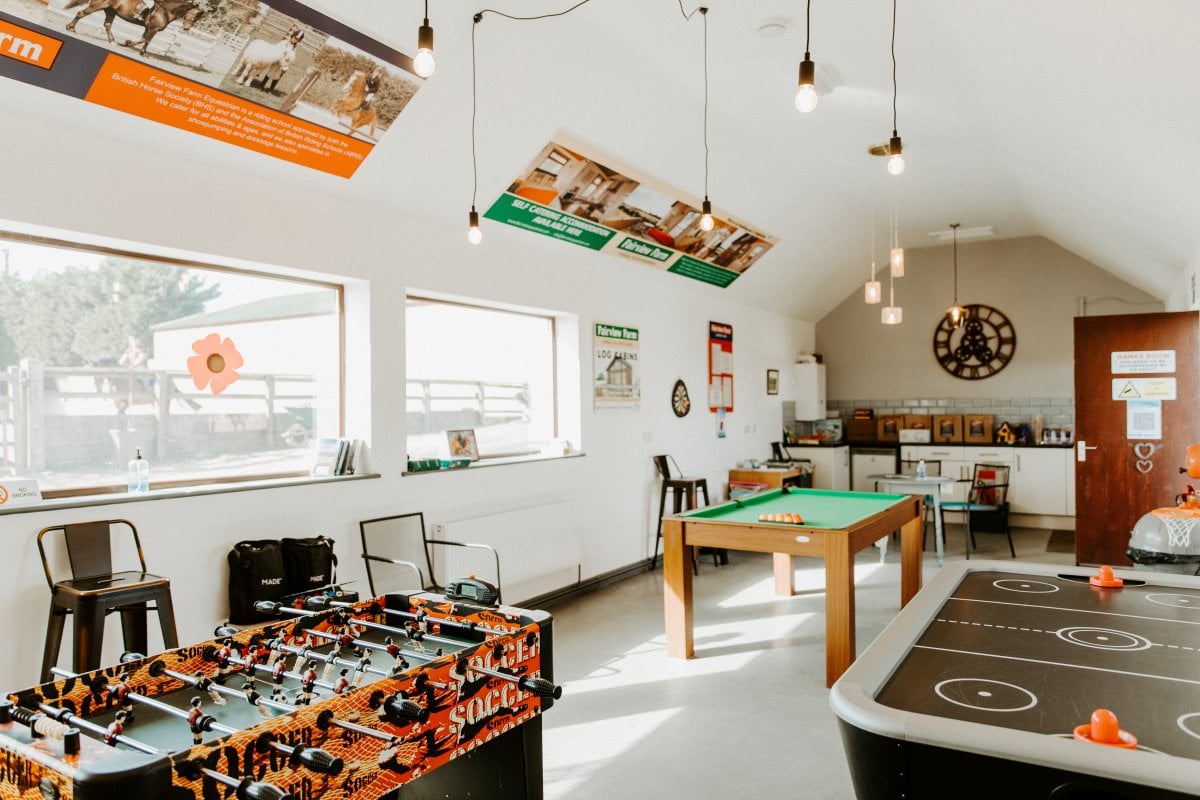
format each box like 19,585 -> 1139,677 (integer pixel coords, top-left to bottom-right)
783,397 -> 1075,436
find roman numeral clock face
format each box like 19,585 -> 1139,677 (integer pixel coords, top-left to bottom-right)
932,304 -> 1016,380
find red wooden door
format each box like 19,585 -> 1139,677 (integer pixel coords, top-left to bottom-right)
1074,312 -> 1200,565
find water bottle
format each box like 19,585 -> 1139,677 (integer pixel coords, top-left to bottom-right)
128,448 -> 150,493
916,459 -> 927,479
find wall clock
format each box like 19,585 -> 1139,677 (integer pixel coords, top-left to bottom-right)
671,379 -> 691,417
932,304 -> 1016,380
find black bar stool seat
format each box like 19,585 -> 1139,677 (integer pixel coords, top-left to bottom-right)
38,520 -> 178,682
650,455 -> 721,573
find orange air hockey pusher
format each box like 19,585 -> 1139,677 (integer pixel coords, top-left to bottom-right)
830,561 -> 1200,800
1,587 -> 560,800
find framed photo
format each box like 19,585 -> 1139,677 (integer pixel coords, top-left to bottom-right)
446,429 -> 479,461
766,369 -> 779,395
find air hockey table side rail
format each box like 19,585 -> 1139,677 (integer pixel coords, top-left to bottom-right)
830,561 -> 1200,800
0,590 -> 555,800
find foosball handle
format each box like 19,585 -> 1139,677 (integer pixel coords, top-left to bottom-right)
382,695 -> 429,724
289,744 -> 344,775
518,676 -> 563,699
254,601 -> 283,616
214,624 -> 240,638
238,779 -> 295,800
304,595 -> 334,611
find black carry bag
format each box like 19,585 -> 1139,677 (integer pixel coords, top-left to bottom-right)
227,540 -> 287,624
280,536 -> 337,595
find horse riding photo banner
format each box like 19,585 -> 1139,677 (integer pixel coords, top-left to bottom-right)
0,0 -> 424,178
485,132 -> 779,288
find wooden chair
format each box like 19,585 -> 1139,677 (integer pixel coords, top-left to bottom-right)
359,512 -> 502,602
38,519 -> 178,682
940,463 -> 1014,558
650,455 -> 715,573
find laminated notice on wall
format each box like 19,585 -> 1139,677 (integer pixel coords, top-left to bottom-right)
1126,400 -> 1162,440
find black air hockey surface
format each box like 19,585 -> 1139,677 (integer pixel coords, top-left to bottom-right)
831,561 -> 1200,799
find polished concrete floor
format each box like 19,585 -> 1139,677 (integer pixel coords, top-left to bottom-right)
540,525 -> 1075,799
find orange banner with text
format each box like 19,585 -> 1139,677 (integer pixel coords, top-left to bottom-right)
84,55 -> 371,178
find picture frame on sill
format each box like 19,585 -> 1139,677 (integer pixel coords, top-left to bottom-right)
766,369 -> 779,395
447,429 -> 480,461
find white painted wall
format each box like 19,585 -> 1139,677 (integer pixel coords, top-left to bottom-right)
0,114 -> 811,686
816,236 -> 1162,401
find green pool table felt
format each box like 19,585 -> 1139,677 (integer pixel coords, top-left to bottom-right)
681,487 -> 908,530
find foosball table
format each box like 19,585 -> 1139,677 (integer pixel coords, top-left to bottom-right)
0,587 -> 559,800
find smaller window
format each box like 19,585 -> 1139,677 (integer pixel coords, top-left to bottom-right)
405,295 -> 573,463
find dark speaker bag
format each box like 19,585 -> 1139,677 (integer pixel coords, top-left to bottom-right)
280,536 -> 337,595
227,539 -> 286,624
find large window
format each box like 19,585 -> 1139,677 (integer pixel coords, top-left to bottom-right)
0,234 -> 342,495
405,295 -> 570,462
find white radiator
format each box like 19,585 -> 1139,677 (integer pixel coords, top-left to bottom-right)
431,500 -> 581,602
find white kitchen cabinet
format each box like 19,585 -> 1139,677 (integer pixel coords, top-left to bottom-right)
851,449 -> 898,493
1010,448 -> 1071,516
788,445 -> 849,491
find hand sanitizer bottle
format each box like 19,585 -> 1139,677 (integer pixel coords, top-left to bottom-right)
916,459 -> 927,479
128,448 -> 150,493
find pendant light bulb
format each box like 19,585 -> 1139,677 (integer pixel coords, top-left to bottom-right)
794,56 -> 818,113
467,208 -> 482,245
890,247 -> 904,277
881,306 -> 902,325
414,18 -> 435,77
946,304 -> 964,328
945,222 -> 963,327
886,133 -> 904,175
864,280 -> 882,304
699,198 -> 715,232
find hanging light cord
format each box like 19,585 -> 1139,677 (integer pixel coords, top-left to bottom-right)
470,14 -> 479,209
805,0 -> 811,57
890,0 -> 898,133
702,6 -> 709,197
952,224 -> 959,304
424,0 -> 429,19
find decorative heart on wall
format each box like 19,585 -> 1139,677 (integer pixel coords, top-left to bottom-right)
1134,442 -> 1157,459
1135,460 -> 1154,474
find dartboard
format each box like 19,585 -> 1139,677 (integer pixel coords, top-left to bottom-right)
671,379 -> 691,417
932,304 -> 1016,380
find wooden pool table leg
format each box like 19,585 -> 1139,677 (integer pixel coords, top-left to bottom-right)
899,501 -> 924,606
773,553 -> 795,595
825,535 -> 854,688
663,517 -> 694,658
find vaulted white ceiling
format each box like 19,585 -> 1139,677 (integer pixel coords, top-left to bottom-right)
4,0 -> 1199,321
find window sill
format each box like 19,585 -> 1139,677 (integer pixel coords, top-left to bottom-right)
0,473 -> 381,516
402,451 -> 586,476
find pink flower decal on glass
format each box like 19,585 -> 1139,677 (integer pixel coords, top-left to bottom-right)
187,333 -> 243,395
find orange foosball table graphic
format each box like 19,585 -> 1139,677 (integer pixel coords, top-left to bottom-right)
0,590 -> 559,800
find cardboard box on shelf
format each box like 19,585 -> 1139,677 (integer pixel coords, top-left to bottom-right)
932,414 -> 963,443
847,419 -> 876,442
903,414 -> 931,431
876,414 -> 903,442
963,414 -> 994,444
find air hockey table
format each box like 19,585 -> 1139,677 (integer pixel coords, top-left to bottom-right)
831,561 -> 1200,799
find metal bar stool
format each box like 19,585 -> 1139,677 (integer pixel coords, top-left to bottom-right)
38,519 -> 178,682
650,455 -> 717,573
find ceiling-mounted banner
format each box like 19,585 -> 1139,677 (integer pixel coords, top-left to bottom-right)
486,133 -> 779,288
0,0 -> 423,178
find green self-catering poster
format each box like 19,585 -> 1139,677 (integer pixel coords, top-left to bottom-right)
484,133 -> 778,287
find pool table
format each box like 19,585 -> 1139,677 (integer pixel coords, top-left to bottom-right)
662,487 -> 923,687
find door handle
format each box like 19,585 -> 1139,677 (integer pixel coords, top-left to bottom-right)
1077,440 -> 1098,462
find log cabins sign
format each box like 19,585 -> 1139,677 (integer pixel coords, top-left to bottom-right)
487,132 -> 779,287
0,0 -> 423,177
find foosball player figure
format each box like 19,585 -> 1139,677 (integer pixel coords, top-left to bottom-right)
270,657 -> 288,702
264,635 -> 285,667
384,637 -> 408,673
214,639 -> 235,684
242,681 -> 272,720
187,697 -> 205,745
353,653 -> 372,687
332,668 -> 351,696
297,659 -> 319,706
111,672 -> 135,723
194,671 -> 227,706
104,710 -> 127,745
324,631 -> 362,680
243,643 -> 267,681
290,630 -> 313,673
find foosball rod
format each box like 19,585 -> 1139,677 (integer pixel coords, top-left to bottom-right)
266,634 -> 402,678
87,674 -> 343,776
3,701 -> 293,800
257,600 -> 463,649
303,594 -> 511,637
